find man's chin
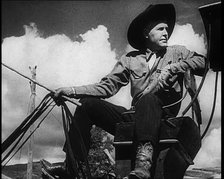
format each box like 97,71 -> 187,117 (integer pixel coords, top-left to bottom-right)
148,43 -> 167,51
160,42 -> 168,46
158,44 -> 167,50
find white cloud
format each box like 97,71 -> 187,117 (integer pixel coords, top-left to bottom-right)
2,23 -> 118,163
193,127 -> 221,168
2,22 -> 221,168
198,71 -> 221,120
168,23 -> 221,169
168,23 -> 207,56
2,80 -> 9,107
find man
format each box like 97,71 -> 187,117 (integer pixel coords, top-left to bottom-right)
42,3 -> 205,179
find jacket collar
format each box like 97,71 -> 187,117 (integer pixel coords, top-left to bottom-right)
145,48 -> 167,60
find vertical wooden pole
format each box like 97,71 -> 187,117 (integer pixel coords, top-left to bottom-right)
27,66 -> 37,179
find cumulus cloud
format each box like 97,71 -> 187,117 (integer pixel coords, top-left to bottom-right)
168,23 -> 207,56
193,127 -> 221,168
2,22 -> 221,167
168,23 -> 221,168
2,23 -> 116,88
2,23 -> 118,164
197,71 -> 221,128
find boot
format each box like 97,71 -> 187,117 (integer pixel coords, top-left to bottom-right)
125,142 -> 153,179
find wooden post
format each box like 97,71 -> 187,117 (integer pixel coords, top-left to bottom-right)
26,66 -> 37,179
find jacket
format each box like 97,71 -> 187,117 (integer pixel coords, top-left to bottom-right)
73,45 -> 205,112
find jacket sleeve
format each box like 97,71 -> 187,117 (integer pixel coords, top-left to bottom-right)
169,45 -> 206,76
73,55 -> 130,99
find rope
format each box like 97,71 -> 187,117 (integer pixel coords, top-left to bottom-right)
182,23 -> 212,117
1,94 -> 54,165
162,89 -> 188,109
61,106 -> 80,178
181,61 -> 209,116
2,62 -> 81,106
2,92 -> 90,177
61,102 -> 92,178
2,103 -> 55,167
2,94 -> 51,153
201,71 -> 219,139
2,97 -> 54,165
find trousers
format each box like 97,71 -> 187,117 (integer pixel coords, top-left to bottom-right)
67,93 -> 168,161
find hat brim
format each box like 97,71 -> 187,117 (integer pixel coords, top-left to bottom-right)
128,4 -> 176,50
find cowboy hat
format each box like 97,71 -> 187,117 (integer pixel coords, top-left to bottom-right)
127,4 -> 176,50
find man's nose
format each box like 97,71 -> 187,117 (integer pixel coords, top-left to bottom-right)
162,29 -> 168,38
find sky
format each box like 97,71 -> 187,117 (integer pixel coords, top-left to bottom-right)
1,0 -> 221,168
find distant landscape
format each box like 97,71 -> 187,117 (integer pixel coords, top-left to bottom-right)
2,162 -> 43,179
2,162 -> 221,179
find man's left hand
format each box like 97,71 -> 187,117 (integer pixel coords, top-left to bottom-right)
158,65 -> 173,88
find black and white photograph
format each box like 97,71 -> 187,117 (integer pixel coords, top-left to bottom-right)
2,0 -> 221,178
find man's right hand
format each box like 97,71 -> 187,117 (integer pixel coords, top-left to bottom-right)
54,87 -> 75,98
52,87 -> 76,106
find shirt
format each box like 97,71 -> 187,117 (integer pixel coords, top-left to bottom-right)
73,45 -> 205,107
147,53 -> 157,70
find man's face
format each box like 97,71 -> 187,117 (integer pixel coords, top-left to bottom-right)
145,22 -> 169,51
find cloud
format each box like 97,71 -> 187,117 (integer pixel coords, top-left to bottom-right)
197,71 -> 221,128
2,22 -> 221,167
168,23 -> 221,168
193,127 -> 221,168
2,23 -> 118,164
168,23 -> 207,56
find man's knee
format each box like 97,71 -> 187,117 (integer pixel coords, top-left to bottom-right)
78,97 -> 102,111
